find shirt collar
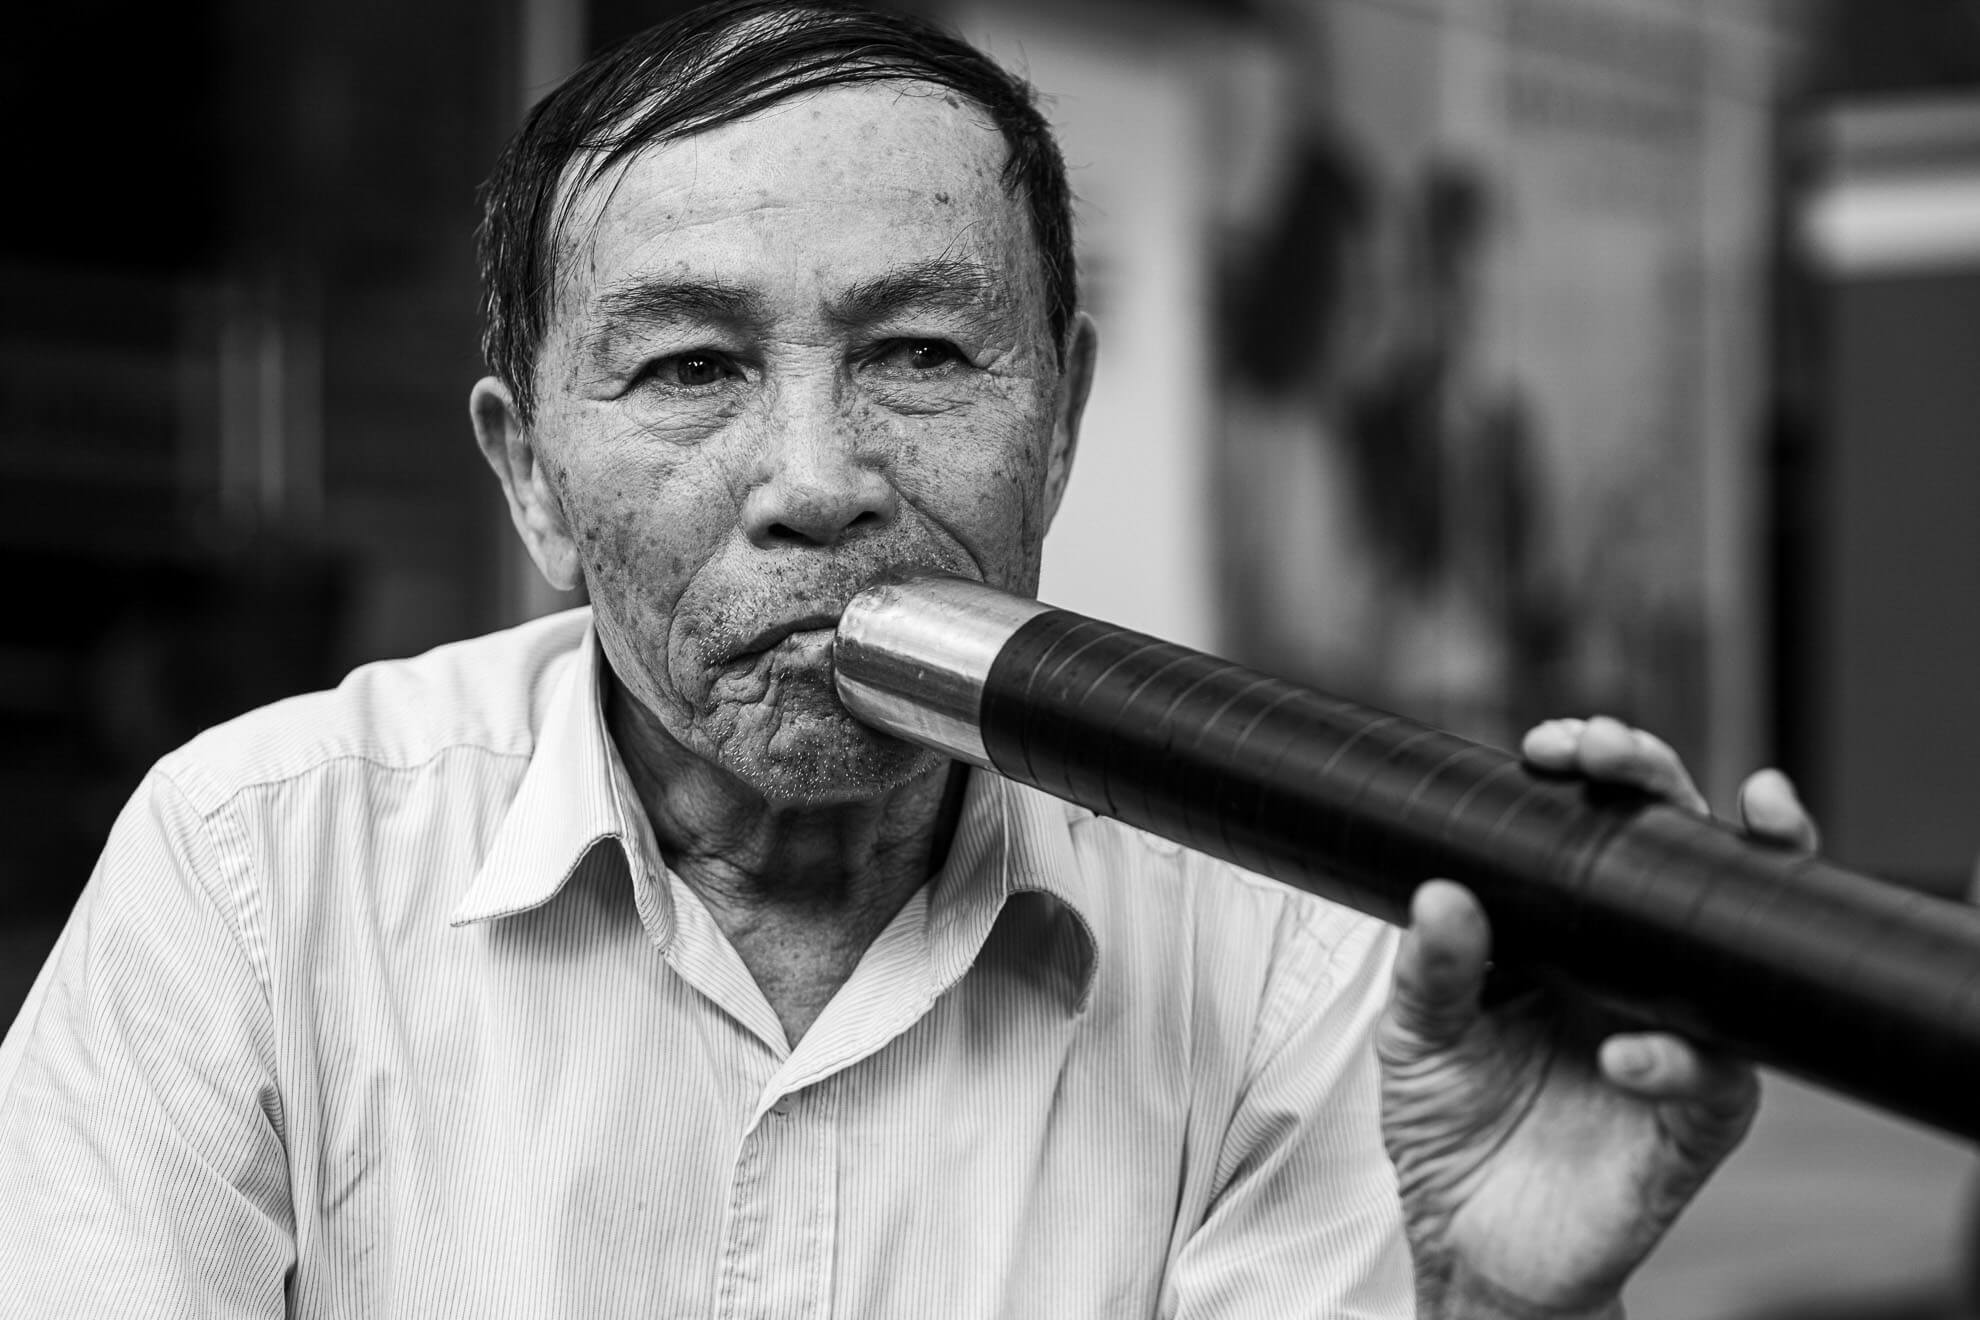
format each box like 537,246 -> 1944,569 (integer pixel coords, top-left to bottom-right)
450,623 -> 633,926
926,768 -> 1100,1007
451,622 -> 1100,1004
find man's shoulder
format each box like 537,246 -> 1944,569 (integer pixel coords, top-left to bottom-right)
155,606 -> 593,815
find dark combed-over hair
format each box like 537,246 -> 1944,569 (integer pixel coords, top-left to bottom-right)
476,0 -> 1076,423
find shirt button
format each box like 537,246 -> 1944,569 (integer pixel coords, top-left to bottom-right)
771,1099 -> 792,1118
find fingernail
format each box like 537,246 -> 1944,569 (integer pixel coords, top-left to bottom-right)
1609,1039 -> 1650,1076
1774,770 -> 1803,807
1745,768 -> 1800,811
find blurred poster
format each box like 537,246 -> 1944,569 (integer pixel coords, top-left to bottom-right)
1214,0 -> 1782,783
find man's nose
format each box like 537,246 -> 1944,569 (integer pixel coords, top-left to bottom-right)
739,409 -> 898,549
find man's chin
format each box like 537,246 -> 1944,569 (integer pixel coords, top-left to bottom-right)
718,700 -> 945,808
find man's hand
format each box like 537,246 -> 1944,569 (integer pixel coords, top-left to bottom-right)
1377,715 -> 1817,1320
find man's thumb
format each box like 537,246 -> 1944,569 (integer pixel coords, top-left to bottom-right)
1383,880 -> 1492,1052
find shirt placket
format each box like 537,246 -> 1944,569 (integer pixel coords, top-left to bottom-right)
714,1077 -> 838,1320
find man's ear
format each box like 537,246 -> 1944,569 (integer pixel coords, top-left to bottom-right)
470,377 -> 584,592
1043,311 -> 1099,528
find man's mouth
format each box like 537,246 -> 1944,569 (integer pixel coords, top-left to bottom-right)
730,612 -> 843,661
716,564 -> 978,667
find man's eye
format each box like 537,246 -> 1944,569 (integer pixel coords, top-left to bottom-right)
645,352 -> 738,389
873,339 -> 963,372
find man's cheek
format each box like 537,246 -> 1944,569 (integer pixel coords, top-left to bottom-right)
568,500 -> 712,691
574,478 -> 722,595
972,448 -> 1055,583
898,425 -> 1051,554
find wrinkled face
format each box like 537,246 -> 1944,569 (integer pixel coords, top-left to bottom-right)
515,83 -> 1087,804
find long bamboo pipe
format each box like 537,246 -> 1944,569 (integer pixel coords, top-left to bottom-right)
834,575 -> 1980,1143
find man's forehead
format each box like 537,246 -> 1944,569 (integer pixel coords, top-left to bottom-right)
552,82 -> 1035,313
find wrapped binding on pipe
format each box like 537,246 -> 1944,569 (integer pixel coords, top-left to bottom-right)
833,575 -> 1980,1143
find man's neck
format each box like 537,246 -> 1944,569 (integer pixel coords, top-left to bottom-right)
606,679 -> 966,1047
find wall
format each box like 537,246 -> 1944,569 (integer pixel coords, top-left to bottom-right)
955,2 -> 1222,651
1797,93 -> 1980,887
1818,268 -> 1980,883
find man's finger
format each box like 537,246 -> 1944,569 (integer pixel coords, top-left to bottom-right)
1598,1031 -> 1761,1157
1736,768 -> 1818,852
1599,1034 -> 1707,1097
1575,715 -> 1709,815
1520,717 -> 1588,771
1520,716 -> 1709,815
1387,880 -> 1492,1048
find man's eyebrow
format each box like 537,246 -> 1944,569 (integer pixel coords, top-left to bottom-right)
826,258 -> 1001,326
582,278 -> 764,351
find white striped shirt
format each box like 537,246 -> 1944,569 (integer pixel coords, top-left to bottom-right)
0,608 -> 1410,1318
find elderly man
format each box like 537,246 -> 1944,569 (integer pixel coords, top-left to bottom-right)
0,1 -> 1811,1315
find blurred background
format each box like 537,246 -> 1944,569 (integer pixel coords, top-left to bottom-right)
5,0 -> 1980,1313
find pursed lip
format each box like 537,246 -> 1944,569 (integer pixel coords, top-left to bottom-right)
721,564 -> 975,663
731,612 -> 843,660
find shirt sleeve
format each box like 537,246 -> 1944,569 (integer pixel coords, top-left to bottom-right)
0,769 -> 294,1317
1162,908 -> 1414,1320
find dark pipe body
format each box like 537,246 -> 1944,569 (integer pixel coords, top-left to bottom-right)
834,578 -> 1980,1143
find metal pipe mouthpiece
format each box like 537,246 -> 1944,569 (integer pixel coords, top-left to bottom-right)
834,576 -> 1049,768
